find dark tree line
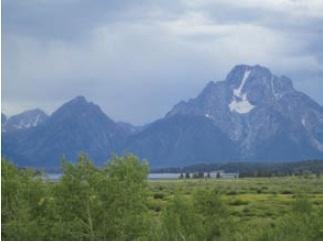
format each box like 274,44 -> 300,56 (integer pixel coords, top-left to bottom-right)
153,160 -> 323,178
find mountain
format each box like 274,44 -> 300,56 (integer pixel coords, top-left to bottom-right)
166,65 -> 323,161
116,121 -> 142,135
123,65 -> 323,165
122,115 -> 238,168
2,65 -> 323,169
2,96 -> 130,169
2,109 -> 48,132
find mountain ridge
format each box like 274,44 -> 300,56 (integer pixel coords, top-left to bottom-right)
2,109 -> 48,133
2,96 -> 130,169
2,64 -> 323,169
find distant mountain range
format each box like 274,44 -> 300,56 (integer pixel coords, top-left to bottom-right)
2,65 -> 323,170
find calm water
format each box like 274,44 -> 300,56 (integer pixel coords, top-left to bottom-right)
148,173 -> 181,179
45,172 -> 181,181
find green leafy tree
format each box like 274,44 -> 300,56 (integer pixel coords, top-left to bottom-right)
101,155 -> 151,240
1,159 -> 50,240
52,154 -> 151,240
52,154 -> 105,240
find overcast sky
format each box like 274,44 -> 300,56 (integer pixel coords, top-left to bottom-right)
2,0 -> 323,125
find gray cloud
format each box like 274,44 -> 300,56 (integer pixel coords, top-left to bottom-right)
2,0 -> 323,125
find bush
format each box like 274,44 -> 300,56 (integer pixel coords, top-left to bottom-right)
281,190 -> 293,194
229,199 -> 249,206
159,195 -> 204,240
258,196 -> 323,240
226,190 -> 238,195
193,189 -> 235,240
153,192 -> 165,200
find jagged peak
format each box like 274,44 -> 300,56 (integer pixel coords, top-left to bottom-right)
54,96 -> 97,114
227,64 -> 294,95
232,64 -> 271,72
21,108 -> 47,115
205,80 -> 217,87
50,95 -> 117,125
3,108 -> 48,131
56,95 -> 95,110
199,80 -> 225,95
69,95 -> 88,104
8,108 -> 48,119
226,64 -> 272,83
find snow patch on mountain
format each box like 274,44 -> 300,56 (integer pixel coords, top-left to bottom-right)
229,94 -> 254,114
33,114 -> 42,126
229,70 -> 254,114
302,117 -> 306,127
270,76 -> 278,99
233,70 -> 251,98
3,109 -> 49,132
13,114 -> 43,129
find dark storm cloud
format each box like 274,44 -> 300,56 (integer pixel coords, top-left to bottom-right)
2,0 -> 185,42
2,0 -> 323,124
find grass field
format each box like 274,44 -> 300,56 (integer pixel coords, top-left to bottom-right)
147,177 -> 323,240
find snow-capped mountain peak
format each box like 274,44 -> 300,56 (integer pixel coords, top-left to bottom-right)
226,65 -> 295,109
165,64 -> 323,158
3,65 -> 323,169
2,109 -> 49,132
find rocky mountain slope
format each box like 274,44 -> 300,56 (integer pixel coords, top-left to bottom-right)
2,109 -> 48,132
124,65 -> 323,166
2,65 -> 323,169
2,96 -> 130,169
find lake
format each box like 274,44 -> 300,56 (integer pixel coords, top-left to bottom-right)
45,172 -> 182,181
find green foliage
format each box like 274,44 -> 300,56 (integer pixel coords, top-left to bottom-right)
192,189 -> 233,240
259,196 -> 323,240
52,154 -> 105,240
153,192 -> 165,199
102,155 -> 150,240
2,157 -> 323,240
1,159 -> 50,240
159,195 -> 203,240
1,155 -> 150,240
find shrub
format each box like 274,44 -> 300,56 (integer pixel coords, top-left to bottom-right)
229,199 -> 249,206
226,190 -> 238,195
159,195 -> 204,240
281,190 -> 293,194
153,192 -> 165,200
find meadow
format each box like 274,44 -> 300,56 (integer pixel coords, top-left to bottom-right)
2,155 -> 323,240
148,177 -> 323,240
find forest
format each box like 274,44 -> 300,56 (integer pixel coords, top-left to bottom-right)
2,155 -> 323,240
